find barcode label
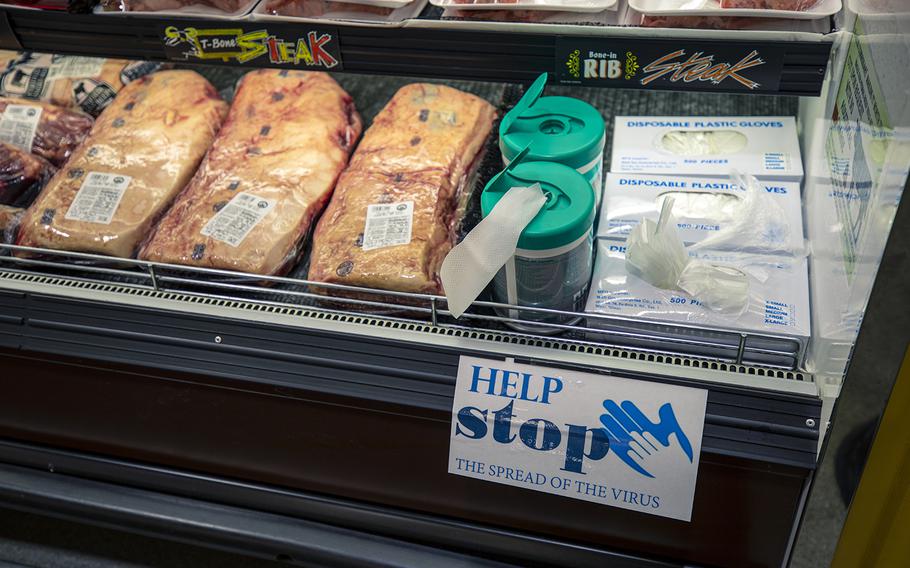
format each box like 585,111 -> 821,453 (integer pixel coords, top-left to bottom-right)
362,201 -> 414,252
65,172 -> 131,225
48,57 -> 105,80
201,192 -> 276,247
0,104 -> 42,151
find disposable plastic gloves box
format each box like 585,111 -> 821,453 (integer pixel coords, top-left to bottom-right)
585,240 -> 810,367
611,116 -> 803,181
597,173 -> 805,254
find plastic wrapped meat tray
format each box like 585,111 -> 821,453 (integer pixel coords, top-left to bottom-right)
0,51 -> 166,117
0,142 -> 54,206
17,70 -> 228,259
308,83 -> 496,295
140,70 -> 362,276
265,0 -> 396,17
640,14 -> 775,28
101,0 -> 256,14
0,97 -> 93,167
719,0 -> 820,8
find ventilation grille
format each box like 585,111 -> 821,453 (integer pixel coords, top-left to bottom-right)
0,271 -> 808,382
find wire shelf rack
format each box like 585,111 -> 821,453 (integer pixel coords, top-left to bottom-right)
0,243 -> 805,370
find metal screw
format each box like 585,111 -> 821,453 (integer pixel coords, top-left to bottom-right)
214,336 -> 223,344
806,418 -> 816,428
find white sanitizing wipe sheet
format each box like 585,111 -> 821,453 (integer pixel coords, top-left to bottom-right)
597,173 -> 805,254
611,116 -> 804,181
586,240 -> 810,348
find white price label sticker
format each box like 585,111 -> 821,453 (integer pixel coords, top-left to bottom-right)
201,192 -> 276,247
449,356 -> 707,521
65,172 -> 131,225
362,201 -> 413,252
0,104 -> 42,151
48,56 -> 105,80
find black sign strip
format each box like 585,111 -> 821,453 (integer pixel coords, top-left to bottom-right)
0,8 -> 832,96
160,23 -> 344,72
556,38 -> 788,94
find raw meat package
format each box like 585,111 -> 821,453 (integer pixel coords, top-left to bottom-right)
0,142 -> 55,206
140,70 -> 362,276
101,0 -> 255,14
266,0 -> 395,17
0,97 -> 93,167
0,204 -> 23,244
640,14 -> 775,28
17,70 -> 228,259
308,83 -> 496,295
443,8 -> 614,22
0,51 -> 166,116
720,0 -> 819,8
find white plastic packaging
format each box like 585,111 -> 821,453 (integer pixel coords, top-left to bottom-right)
586,239 -> 811,365
627,0 -> 841,20
598,172 -> 804,254
611,116 -> 804,181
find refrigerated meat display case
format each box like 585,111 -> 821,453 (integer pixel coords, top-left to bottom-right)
0,2 -> 905,567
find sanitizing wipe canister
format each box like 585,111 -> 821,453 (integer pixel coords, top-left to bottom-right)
500,73 -> 606,204
481,155 -> 595,330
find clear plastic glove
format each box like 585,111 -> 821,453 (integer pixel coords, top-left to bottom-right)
625,195 -> 750,315
689,170 -> 798,255
625,196 -> 690,290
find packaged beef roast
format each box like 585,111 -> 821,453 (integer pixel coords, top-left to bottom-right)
139,69 -> 362,276
0,97 -> 93,167
308,83 -> 496,295
17,70 -> 229,258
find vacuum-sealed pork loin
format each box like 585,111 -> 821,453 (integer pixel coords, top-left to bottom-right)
17,70 -> 228,258
0,97 -> 93,167
308,83 -> 496,295
140,70 -> 362,275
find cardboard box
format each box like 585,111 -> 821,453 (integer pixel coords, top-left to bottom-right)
611,116 -> 803,181
586,239 -> 810,368
597,173 -> 804,254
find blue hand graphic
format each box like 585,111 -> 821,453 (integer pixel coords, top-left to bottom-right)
599,400 -> 694,478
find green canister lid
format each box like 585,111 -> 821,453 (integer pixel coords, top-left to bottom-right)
481,147 -> 595,251
499,73 -> 605,171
